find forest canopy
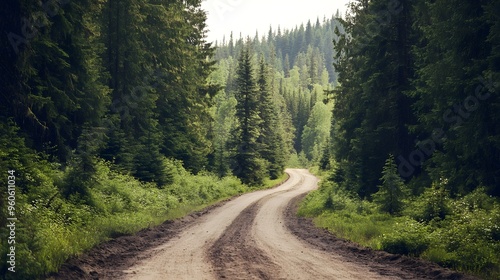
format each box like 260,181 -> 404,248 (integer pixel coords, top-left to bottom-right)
0,0 -> 499,278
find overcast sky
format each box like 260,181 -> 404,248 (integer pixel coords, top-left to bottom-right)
201,0 -> 350,43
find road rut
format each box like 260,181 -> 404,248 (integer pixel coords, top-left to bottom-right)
121,169 -> 394,279
53,169 -> 477,280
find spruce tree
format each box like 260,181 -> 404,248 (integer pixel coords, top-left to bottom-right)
256,56 -> 286,179
410,0 -> 500,195
232,45 -> 266,186
372,155 -> 408,215
330,0 -> 415,197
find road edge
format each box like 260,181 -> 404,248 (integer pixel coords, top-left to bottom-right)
48,172 -> 292,280
284,191 -> 480,280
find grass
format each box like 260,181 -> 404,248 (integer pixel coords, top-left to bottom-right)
298,172 -> 500,279
0,159 -> 289,280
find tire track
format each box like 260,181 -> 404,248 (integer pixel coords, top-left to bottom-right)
208,178 -> 304,279
53,169 -> 477,280
208,201 -> 280,279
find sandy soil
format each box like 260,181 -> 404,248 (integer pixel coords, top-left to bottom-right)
51,169 -> 478,280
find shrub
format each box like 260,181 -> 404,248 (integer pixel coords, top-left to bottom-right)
442,205 -> 500,274
298,179 -> 357,216
406,183 -> 451,223
298,187 -> 330,216
421,246 -> 459,268
0,153 -> 253,279
380,219 -> 430,257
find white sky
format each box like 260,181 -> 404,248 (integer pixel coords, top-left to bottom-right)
201,0 -> 351,43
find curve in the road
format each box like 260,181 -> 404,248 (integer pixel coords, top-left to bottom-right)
120,169 -> 299,279
121,169 -> 396,280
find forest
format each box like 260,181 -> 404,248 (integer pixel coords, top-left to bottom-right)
299,0 -> 500,279
0,0 -> 499,279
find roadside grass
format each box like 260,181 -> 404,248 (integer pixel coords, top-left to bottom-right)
0,158 -> 288,280
298,171 -> 500,279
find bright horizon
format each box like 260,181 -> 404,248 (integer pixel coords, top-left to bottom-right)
201,0 -> 350,43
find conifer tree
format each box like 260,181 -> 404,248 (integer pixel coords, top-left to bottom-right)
232,45 -> 266,186
410,0 -> 500,195
372,155 -> 408,215
330,0 -> 415,197
257,56 -> 286,179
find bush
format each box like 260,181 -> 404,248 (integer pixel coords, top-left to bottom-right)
421,246 -> 458,268
298,189 -> 330,216
440,203 -> 500,274
298,179 -> 358,216
380,219 -> 430,257
300,166 -> 500,279
406,183 -> 451,223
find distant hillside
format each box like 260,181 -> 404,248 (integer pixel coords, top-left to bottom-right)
214,11 -> 344,85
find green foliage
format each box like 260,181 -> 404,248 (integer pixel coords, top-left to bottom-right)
299,172 -> 500,279
230,45 -> 263,186
409,0 -> 500,196
214,17 -> 337,160
301,101 -> 332,163
372,155 -> 409,215
405,181 -> 451,222
0,157 -> 252,279
330,0 -> 416,198
303,0 -> 499,278
420,190 -> 500,276
4,0 -> 111,162
299,176 -> 389,248
1,0 -> 300,278
256,57 -> 287,179
226,44 -> 291,185
210,89 -> 238,177
380,219 -> 430,257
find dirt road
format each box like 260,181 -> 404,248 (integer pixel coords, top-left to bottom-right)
53,169 -> 476,280
121,169 -> 385,279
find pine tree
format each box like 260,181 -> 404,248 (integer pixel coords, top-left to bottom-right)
329,0 -> 415,197
232,45 -> 266,186
410,0 -> 500,195
372,155 -> 408,215
152,0 -> 218,173
101,0 -> 171,185
257,56 -> 286,179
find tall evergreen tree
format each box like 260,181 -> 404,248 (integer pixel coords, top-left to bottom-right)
231,45 -> 266,186
257,56 -> 286,179
4,0 -> 110,163
410,0 -> 500,195
330,0 -> 415,197
101,0 -> 169,185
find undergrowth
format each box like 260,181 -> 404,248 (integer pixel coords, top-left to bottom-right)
298,171 -> 500,279
0,152 -> 286,279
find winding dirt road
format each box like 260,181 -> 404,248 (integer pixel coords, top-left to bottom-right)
120,169 -> 388,280
53,169 -> 476,280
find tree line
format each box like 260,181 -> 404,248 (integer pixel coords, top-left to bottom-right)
299,1 -> 499,277
212,16 -> 342,180
328,0 -> 499,199
1,0 -> 219,195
